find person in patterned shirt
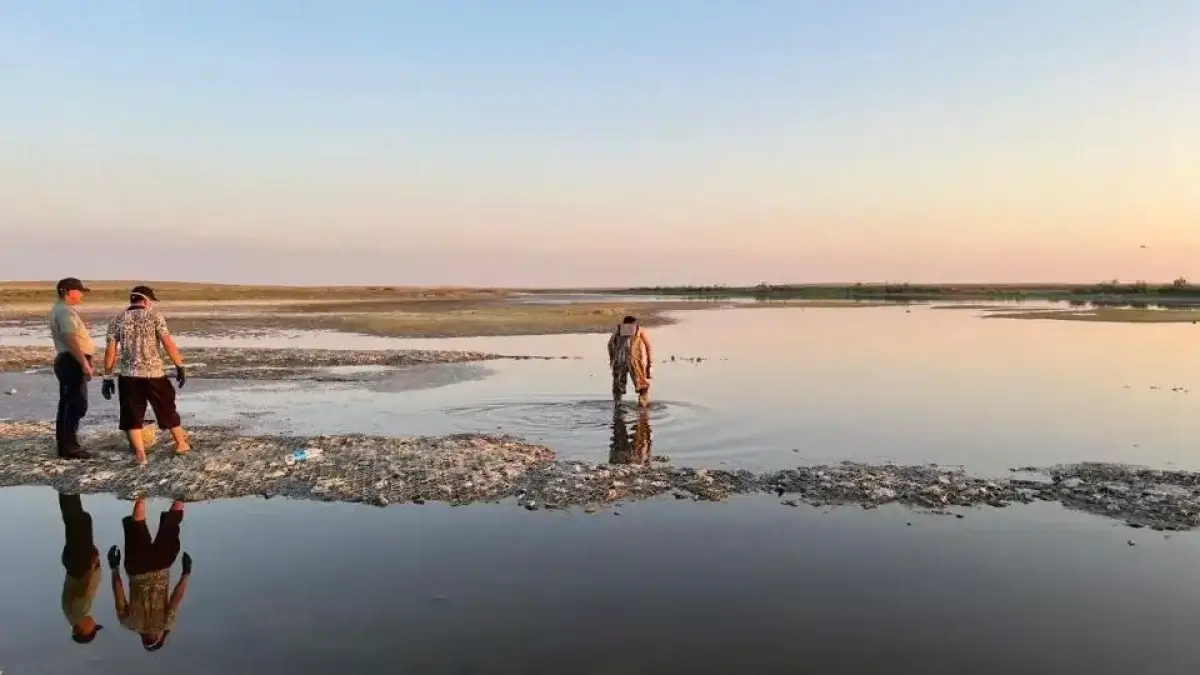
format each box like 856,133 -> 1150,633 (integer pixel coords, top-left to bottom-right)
100,285 -> 191,465
108,497 -> 192,652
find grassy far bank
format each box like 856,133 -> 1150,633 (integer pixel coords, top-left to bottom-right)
0,281 -> 510,305
166,303 -> 684,338
606,280 -> 1200,303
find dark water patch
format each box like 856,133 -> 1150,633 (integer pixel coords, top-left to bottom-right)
7,489 -> 1200,673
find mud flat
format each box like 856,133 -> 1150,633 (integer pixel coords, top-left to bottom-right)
2,422 -> 1199,530
0,346 -> 571,381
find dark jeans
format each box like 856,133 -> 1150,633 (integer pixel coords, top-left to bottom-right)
59,493 -> 98,577
54,353 -> 89,454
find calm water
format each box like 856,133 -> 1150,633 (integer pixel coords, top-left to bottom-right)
6,305 -> 1200,673
9,304 -> 1197,474
5,488 -> 1200,674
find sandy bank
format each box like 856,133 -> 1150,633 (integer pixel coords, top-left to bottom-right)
2,422 -> 1199,530
0,346 -> 572,380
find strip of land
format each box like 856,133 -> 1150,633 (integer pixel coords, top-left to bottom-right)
985,309 -> 1200,323
8,281 -> 1200,331
0,345 -> 572,380
2,421 -> 1198,531
605,281 -> 1200,304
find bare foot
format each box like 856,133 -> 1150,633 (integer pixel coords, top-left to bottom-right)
173,443 -> 190,456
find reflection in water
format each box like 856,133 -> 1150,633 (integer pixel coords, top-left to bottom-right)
58,492 -> 103,644
609,403 -> 653,465
109,497 -> 192,652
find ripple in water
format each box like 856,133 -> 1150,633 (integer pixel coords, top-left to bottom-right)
443,396 -> 770,466
445,398 -> 704,432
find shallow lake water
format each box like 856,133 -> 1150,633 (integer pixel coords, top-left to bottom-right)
6,305 -> 1200,672
5,487 -> 1200,675
8,304 -> 1198,474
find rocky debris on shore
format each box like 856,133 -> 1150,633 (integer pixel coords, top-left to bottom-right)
0,346 -> 571,381
1043,462 -> 1200,531
3,422 -> 1200,530
0,422 -> 555,503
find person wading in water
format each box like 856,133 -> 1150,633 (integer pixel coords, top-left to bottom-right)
48,277 -> 95,459
100,285 -> 190,465
607,315 -> 653,407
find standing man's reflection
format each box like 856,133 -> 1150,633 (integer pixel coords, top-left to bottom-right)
59,493 -> 103,644
609,404 -> 653,465
108,497 -> 192,652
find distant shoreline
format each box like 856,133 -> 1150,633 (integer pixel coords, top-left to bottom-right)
6,280 -> 1200,305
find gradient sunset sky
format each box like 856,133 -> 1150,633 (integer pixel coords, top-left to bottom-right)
2,1 -> 1197,286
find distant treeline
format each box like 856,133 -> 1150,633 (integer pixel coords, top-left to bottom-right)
617,279 -> 1200,301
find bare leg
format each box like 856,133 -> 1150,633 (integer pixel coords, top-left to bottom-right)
170,500 -> 185,513
132,497 -> 146,522
125,431 -> 147,466
168,426 -> 190,455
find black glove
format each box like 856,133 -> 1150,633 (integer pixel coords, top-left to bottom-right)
107,545 -> 121,570
101,378 -> 115,400
181,552 -> 193,575
175,365 -> 187,389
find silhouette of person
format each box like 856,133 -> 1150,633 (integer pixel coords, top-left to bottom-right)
609,403 -> 653,465
108,497 -> 192,652
59,492 -> 103,644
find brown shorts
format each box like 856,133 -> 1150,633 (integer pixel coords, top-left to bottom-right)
118,376 -> 181,430
122,510 -> 183,576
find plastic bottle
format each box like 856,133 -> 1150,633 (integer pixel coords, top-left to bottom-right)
284,447 -> 324,465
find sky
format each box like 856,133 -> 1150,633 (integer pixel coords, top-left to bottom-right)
2,0 -> 1198,286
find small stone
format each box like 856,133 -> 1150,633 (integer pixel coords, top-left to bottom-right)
5,388 -> 16,395
782,500 -> 799,507
1128,539 -> 1136,546
412,497 -> 426,505
524,503 -> 538,511
955,513 -> 965,519
376,496 -> 389,507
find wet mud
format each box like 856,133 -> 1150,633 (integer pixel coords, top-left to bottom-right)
0,345 -> 572,381
2,422 -> 1198,531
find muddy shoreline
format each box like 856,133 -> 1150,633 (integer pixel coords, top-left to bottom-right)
0,345 -> 573,381
2,422 -> 1198,531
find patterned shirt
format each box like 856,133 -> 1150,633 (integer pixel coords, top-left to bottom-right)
49,301 -> 95,356
119,570 -> 178,633
106,307 -> 171,378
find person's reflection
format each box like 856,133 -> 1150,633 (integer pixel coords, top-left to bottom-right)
609,403 -> 653,465
108,497 -> 192,652
59,493 -> 103,644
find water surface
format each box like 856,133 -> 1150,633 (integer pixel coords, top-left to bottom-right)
7,305 -> 1200,672
5,305 -> 1200,474
4,488 -> 1200,674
